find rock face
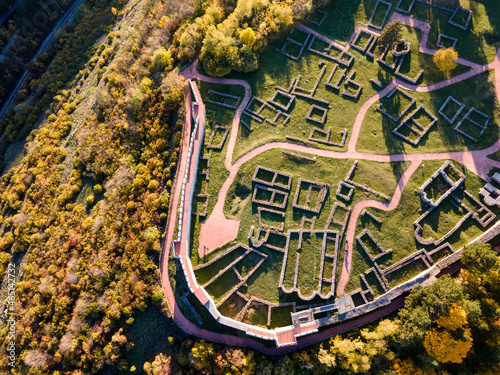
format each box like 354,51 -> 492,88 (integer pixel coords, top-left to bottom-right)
392,39 -> 411,58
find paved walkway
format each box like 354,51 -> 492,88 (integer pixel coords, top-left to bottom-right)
160,14 -> 500,352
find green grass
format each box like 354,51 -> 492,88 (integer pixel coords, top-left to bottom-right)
244,249 -> 284,303
313,0 -> 500,65
424,173 -> 452,201
420,197 -> 468,241
260,209 -> 285,229
358,70 -> 500,155
205,270 -> 241,302
370,0 -> 391,28
365,271 -> 386,296
283,234 -> 299,290
386,257 -> 428,288
220,6 -> 479,163
234,252 -> 263,278
194,245 -> 247,285
243,303 -> 269,327
270,305 -> 294,328
217,149 -> 409,302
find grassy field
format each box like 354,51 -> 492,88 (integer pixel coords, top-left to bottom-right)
210,1 -> 489,163
215,149 -> 409,303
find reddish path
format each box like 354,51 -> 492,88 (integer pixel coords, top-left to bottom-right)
159,17 -> 500,352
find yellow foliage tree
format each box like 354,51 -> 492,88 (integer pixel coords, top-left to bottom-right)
423,328 -> 473,363
393,358 -> 434,375
436,304 -> 468,331
240,27 -> 256,47
433,47 -> 458,77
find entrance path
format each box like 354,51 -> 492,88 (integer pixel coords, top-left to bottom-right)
182,59 -> 253,256
181,57 -> 252,170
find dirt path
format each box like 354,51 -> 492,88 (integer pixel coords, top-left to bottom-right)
336,160 -> 421,295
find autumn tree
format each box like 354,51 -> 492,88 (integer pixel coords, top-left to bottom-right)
422,303 -> 474,364
240,27 -> 256,47
424,328 -> 473,363
378,20 -> 403,52
190,340 -> 215,372
433,47 -> 458,77
200,28 -> 238,77
150,47 -> 174,73
143,353 -> 172,375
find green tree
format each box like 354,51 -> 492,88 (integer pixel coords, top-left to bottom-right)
236,45 -> 259,73
461,242 -> 499,276
201,28 -> 238,77
150,47 -> 173,73
378,20 -> 403,52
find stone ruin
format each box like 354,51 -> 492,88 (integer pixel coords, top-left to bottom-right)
437,33 -> 458,49
292,178 -> 329,213
438,96 -> 465,124
414,162 -> 495,247
307,104 -> 328,124
252,165 -> 292,191
279,230 -> 341,300
377,86 -> 417,123
368,0 -> 392,30
455,107 -> 491,142
207,125 -> 229,150
448,6 -> 472,31
392,104 -> 438,145
307,9 -> 328,27
480,172 -> 500,208
419,160 -> 465,207
342,70 -> 363,100
252,184 -> 289,209
308,127 -> 348,147
395,0 -> 415,14
206,89 -> 241,109
282,150 -> 317,162
276,26 -> 312,61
